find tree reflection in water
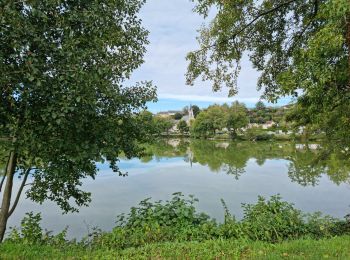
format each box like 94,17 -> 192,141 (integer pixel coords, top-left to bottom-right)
142,139 -> 350,186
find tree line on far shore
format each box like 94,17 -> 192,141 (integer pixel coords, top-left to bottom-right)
139,101 -> 304,140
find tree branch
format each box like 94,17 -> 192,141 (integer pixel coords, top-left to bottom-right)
229,0 -> 298,41
7,168 -> 31,218
193,0 -> 298,54
285,0 -> 319,56
0,175 -> 5,193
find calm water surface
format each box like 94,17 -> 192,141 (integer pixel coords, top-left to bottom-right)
6,139 -> 350,239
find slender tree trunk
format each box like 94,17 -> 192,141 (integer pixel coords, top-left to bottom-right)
0,152 -> 17,242
347,11 -> 350,83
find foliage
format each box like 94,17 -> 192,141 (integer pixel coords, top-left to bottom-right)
173,113 -> 183,120
189,102 -> 294,139
7,212 -> 68,247
177,120 -> 189,134
136,111 -> 159,138
0,0 -> 156,241
191,104 -> 228,138
143,139 -> 350,186
2,236 -> 350,259
136,111 -> 175,136
187,0 -> 350,152
191,102 -> 250,139
90,193 -> 217,249
241,195 -> 305,242
4,194 -> 349,253
226,101 -> 249,138
191,105 -> 201,118
153,116 -> 174,135
190,110 -> 216,138
245,128 -> 273,141
255,101 -> 266,111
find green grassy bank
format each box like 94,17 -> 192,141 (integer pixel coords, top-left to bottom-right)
1,236 -> 350,259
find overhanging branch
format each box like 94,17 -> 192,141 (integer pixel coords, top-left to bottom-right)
193,0 -> 298,54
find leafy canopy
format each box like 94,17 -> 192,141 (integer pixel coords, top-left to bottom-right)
226,101 -> 249,138
187,0 -> 350,150
0,0 -> 156,212
177,120 -> 189,134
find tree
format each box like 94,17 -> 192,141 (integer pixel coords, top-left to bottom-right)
191,111 -> 215,138
154,116 -> 174,135
191,105 -> 201,118
177,120 -> 189,135
182,106 -> 189,115
136,110 -> 159,137
226,102 -> 249,139
191,105 -> 227,138
173,112 -> 183,120
0,0 -> 156,242
206,105 -> 227,132
255,101 -> 266,111
186,0 -> 350,153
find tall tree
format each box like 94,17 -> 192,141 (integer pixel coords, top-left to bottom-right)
191,105 -> 201,118
154,116 -> 174,135
206,105 -> 227,131
0,0 -> 156,242
226,101 -> 249,139
187,0 -> 350,153
255,101 -> 266,111
191,111 -> 215,138
173,112 -> 183,120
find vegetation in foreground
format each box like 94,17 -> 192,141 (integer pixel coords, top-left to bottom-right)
2,235 -> 350,259
1,193 -> 349,259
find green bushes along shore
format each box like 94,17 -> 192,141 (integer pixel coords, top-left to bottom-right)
1,193 -> 349,259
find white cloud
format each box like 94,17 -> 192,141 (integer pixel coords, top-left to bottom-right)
129,0 -> 262,100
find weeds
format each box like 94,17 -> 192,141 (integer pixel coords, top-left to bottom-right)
5,193 -> 349,250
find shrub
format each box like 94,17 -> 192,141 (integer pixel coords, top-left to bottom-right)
91,193 -> 217,249
241,195 -> 305,242
304,212 -> 348,238
6,194 -> 349,250
8,212 -> 68,247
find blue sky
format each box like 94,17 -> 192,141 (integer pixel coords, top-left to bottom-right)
129,0 -> 293,113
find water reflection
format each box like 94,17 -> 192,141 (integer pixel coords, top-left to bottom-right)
144,139 -> 350,186
2,139 -> 350,239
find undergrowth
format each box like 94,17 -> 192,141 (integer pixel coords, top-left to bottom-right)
4,193 -> 350,251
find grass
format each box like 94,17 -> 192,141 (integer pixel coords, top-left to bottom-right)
1,236 -> 350,259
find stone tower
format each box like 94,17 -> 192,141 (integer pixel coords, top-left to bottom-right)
188,105 -> 194,124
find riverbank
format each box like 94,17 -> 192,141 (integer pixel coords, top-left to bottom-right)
161,130 -> 325,142
1,194 -> 349,259
1,236 -> 350,259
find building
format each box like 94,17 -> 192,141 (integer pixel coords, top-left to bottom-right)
182,105 -> 195,125
156,110 -> 182,118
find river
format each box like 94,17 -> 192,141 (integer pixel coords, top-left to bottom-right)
5,139 -> 350,239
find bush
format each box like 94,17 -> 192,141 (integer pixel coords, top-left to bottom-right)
91,193 -> 217,249
305,212 -> 348,238
245,128 -> 273,141
8,212 -> 68,247
241,195 -> 305,242
6,194 -> 349,250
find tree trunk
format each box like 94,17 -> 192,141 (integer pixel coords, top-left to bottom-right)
347,11 -> 350,83
0,152 -> 17,242
346,19 -> 350,80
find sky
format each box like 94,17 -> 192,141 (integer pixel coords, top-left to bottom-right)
129,0 -> 292,113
